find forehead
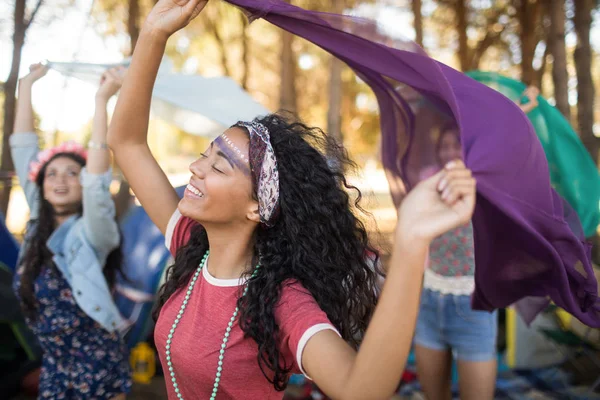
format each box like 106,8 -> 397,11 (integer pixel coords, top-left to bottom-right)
217,127 -> 250,149
46,156 -> 82,170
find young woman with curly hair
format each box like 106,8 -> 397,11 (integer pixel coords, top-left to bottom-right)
107,1 -> 477,399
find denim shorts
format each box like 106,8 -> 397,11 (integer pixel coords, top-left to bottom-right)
415,288 -> 498,362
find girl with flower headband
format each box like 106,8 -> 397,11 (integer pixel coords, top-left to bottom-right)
11,64 -> 131,399
108,1 -> 476,399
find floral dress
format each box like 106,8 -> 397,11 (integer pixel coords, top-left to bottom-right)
423,223 -> 476,295
14,265 -> 131,399
429,224 -> 475,277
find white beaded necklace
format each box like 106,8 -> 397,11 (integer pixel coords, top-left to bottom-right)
165,250 -> 259,399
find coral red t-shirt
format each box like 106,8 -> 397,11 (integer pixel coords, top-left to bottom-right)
155,210 -> 339,399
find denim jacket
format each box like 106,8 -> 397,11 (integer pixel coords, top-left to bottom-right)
10,133 -> 127,334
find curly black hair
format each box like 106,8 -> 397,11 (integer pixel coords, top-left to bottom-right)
19,152 -> 125,320
153,113 -> 382,391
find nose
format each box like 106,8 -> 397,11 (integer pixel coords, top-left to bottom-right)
189,158 -> 207,179
57,172 -> 68,184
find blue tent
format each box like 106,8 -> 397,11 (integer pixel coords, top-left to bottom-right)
115,186 -> 185,349
0,213 -> 19,273
0,214 -> 41,397
1,192 -> 177,350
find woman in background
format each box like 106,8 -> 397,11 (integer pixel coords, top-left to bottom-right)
11,64 -> 131,400
415,124 -> 498,400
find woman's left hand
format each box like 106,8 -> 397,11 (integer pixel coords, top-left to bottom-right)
396,159 -> 476,242
96,67 -> 126,102
523,86 -> 540,102
521,86 -> 539,109
144,0 -> 209,40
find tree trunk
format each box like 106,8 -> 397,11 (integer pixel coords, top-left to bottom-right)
1,0 -> 28,216
327,57 -> 343,143
518,0 -> 542,85
115,0 -> 141,220
536,43 -> 550,93
326,0 -> 344,144
412,0 -> 424,48
279,30 -> 297,112
518,1 -> 534,84
127,0 -> 140,53
278,0 -> 297,112
548,0 -> 571,120
455,0 -> 470,71
240,12 -> 250,90
573,0 -> 596,161
204,11 -> 231,77
114,180 -> 132,220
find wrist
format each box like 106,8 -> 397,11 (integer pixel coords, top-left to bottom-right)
96,93 -> 110,105
140,23 -> 171,44
95,94 -> 110,104
18,79 -> 34,90
394,221 -> 432,248
391,226 -> 429,273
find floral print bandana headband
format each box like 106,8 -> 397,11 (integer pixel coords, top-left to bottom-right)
234,120 -> 280,227
28,141 -> 88,182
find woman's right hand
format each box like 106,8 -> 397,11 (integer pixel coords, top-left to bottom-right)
19,63 -> 48,87
144,0 -> 209,39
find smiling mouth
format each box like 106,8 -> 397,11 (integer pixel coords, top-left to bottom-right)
185,183 -> 204,198
53,188 -> 69,195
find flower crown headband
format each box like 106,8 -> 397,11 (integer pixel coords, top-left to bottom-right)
28,141 -> 88,182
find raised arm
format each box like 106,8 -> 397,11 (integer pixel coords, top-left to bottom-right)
80,68 -> 126,255
303,161 -> 477,400
107,0 -> 208,234
106,33 -> 176,234
88,68 -> 125,174
13,64 -> 47,135
10,64 -> 48,217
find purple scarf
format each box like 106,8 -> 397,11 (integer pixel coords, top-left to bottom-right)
224,0 -> 600,327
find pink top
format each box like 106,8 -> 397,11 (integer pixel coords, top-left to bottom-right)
154,210 -> 339,399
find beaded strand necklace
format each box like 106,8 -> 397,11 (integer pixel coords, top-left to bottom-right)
165,250 -> 259,399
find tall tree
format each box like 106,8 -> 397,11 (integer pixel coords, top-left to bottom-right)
412,0 -> 424,48
516,0 -> 544,85
279,0 -> 297,113
240,12 -> 250,90
455,0 -> 469,70
452,0 -> 510,71
327,0 -> 344,144
203,6 -> 232,77
1,0 -> 44,216
548,0 -> 571,120
115,0 -> 141,219
127,0 -> 140,53
573,0 -> 597,160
